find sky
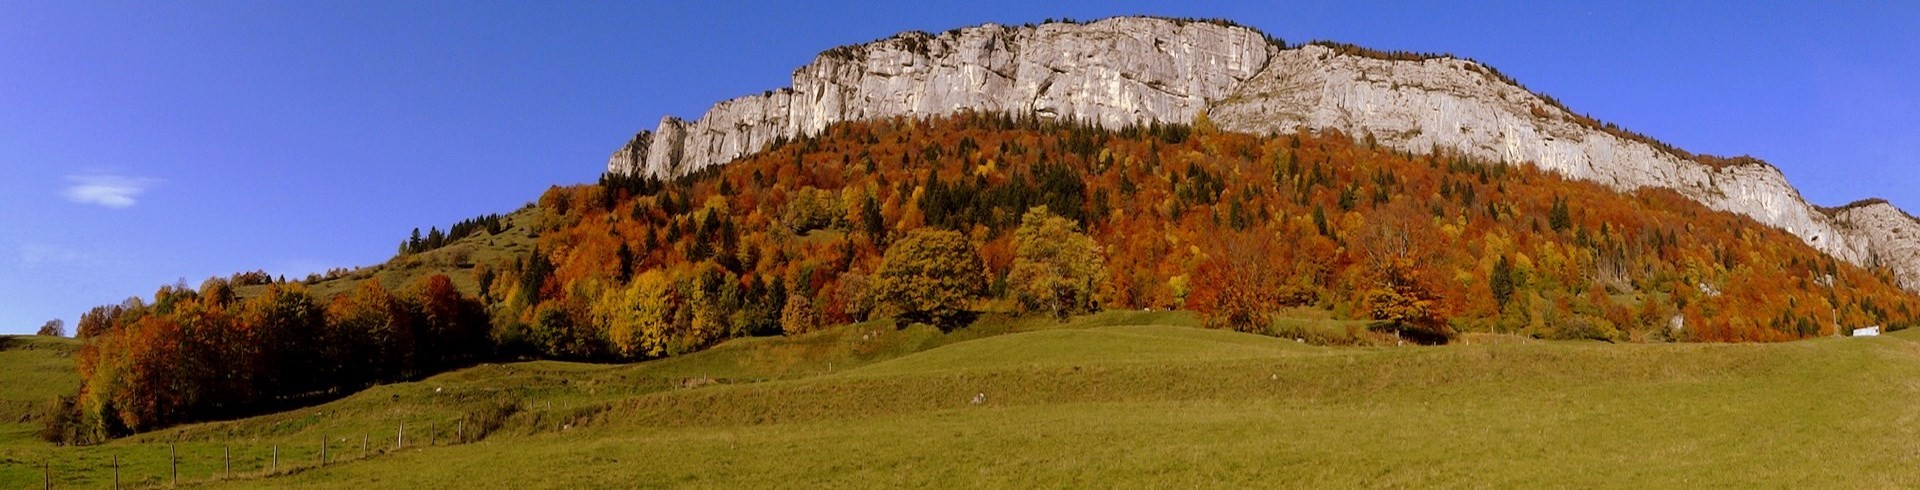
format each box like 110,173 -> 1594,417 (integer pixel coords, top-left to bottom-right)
2,1 -> 1915,334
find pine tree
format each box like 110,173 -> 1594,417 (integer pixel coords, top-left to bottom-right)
1549,197 -> 1573,232
1491,255 -> 1516,311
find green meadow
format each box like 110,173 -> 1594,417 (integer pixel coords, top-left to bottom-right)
5,311 -> 1919,488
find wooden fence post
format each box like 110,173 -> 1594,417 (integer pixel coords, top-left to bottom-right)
113,453 -> 119,490
431,422 -> 436,446
458,417 -> 465,443
397,422 -> 404,450
225,445 -> 231,478
321,435 -> 328,465
363,433 -> 369,459
41,459 -> 48,490
170,443 -> 177,485
272,445 -> 278,473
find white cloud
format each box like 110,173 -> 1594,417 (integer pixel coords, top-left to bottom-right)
64,174 -> 158,208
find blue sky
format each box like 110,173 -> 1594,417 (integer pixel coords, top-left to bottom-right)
2,1 -> 1915,334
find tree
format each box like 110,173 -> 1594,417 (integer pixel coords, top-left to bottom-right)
409,274 -> 487,369
1359,255 -> 1451,343
326,280 -> 416,381
239,284 -> 330,397
682,263 -> 740,350
1007,206 -> 1106,319
828,271 -> 875,324
1185,231 -> 1304,333
595,269 -> 678,358
76,305 -> 123,338
860,193 -> 886,242
1357,222 -> 1452,344
782,186 -> 845,233
1189,258 -> 1269,333
36,319 -> 64,337
1491,255 -> 1517,311
1549,196 -> 1573,232
116,315 -> 188,431
530,300 -> 600,360
780,293 -> 819,335
874,228 -> 987,328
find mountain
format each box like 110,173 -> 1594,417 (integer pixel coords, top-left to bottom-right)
603,16 -> 1920,291
54,20 -> 1920,441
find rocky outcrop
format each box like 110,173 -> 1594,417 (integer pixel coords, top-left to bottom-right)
606,17 -> 1272,178
604,16 -> 1920,290
1826,201 -> 1920,290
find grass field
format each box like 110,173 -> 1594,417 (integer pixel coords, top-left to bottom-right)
6,312 -> 1920,488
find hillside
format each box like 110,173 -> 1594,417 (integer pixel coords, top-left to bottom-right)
27,13 -> 1920,488
49,15 -> 1920,454
526,113 -> 1920,353
56,110 -> 1920,445
603,16 -> 1920,291
230,205 -> 541,302
10,316 -> 1920,487
0,335 -> 79,443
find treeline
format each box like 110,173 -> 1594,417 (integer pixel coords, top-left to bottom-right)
49,275 -> 487,444
397,213 -> 507,256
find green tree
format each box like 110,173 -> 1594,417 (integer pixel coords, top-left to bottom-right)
1491,255 -> 1517,311
1007,206 -> 1106,319
1549,196 -> 1573,232
861,193 -> 886,242
682,263 -> 740,350
874,228 -> 987,328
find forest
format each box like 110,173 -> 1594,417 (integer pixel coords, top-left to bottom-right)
52,111 -> 1920,442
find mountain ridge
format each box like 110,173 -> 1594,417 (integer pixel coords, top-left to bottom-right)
603,16 -> 1920,290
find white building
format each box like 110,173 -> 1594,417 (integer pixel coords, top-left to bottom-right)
1852,326 -> 1881,337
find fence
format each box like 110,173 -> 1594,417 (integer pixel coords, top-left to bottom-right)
34,414 -> 479,489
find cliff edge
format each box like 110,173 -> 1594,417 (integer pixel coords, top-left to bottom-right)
604,16 -> 1920,290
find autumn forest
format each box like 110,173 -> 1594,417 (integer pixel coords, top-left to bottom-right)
51,112 -> 1920,442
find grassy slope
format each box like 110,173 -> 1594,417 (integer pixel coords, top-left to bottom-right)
8,314 -> 1920,487
0,335 -> 79,444
233,205 -> 539,301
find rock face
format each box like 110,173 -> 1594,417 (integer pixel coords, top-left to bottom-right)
1827,201 -> 1920,290
607,18 -> 1271,176
604,16 -> 1920,290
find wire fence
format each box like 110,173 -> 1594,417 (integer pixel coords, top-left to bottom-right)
34,414 -> 481,489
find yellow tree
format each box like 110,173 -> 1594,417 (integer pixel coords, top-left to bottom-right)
874,228 -> 987,328
594,269 -> 679,358
1008,206 -> 1107,319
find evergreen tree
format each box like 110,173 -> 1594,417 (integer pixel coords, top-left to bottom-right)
1491,255 -> 1517,311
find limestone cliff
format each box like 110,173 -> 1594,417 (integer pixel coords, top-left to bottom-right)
604,16 -> 1920,290
607,18 -> 1272,176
